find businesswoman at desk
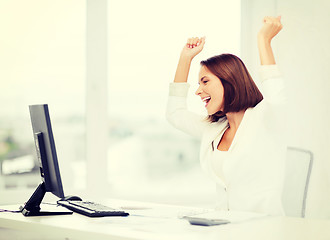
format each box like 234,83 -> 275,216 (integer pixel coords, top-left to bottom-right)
166,16 -> 286,215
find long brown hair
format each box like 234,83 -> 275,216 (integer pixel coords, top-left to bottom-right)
200,54 -> 263,122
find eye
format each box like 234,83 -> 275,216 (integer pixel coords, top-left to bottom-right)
202,80 -> 208,84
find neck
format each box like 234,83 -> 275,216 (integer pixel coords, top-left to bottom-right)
226,110 -> 246,130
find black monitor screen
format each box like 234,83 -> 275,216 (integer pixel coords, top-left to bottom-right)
29,104 -> 65,198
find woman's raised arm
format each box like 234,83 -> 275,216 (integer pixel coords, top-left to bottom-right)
174,37 -> 205,83
257,16 -> 283,65
166,37 -> 207,139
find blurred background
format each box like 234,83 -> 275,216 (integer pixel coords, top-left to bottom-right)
0,0 -> 329,219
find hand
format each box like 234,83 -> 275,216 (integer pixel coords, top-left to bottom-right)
258,16 -> 283,43
180,37 -> 206,60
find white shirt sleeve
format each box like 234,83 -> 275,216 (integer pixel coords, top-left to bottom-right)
258,65 -> 287,132
166,82 -> 208,139
259,65 -> 286,105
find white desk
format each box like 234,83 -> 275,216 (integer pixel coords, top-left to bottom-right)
1,199 -> 330,240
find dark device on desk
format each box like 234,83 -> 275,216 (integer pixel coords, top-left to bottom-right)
20,104 -> 129,217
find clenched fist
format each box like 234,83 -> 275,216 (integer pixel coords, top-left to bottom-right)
180,37 -> 206,60
258,16 -> 283,43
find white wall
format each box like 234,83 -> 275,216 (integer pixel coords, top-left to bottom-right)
241,0 -> 330,219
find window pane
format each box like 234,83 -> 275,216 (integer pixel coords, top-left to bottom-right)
107,0 -> 240,205
0,0 -> 85,203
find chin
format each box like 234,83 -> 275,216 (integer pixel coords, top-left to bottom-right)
207,110 -> 217,115
206,104 -> 223,115
207,108 -> 224,116
206,107 -> 219,115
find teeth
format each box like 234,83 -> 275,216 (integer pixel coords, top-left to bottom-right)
202,97 -> 211,102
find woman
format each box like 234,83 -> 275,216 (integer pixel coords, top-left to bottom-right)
166,16 -> 286,215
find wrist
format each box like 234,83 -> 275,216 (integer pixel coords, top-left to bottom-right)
257,34 -> 272,45
179,53 -> 193,63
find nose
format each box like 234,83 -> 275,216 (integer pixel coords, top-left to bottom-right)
195,85 -> 203,95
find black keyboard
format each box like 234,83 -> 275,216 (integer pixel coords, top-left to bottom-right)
57,200 -> 129,217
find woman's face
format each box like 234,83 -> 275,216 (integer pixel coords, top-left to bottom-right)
195,66 -> 224,115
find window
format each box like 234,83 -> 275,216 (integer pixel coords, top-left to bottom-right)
0,0 -> 240,207
0,0 -> 85,203
107,0 -> 240,205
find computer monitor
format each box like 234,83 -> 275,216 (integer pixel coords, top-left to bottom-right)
20,104 -> 72,216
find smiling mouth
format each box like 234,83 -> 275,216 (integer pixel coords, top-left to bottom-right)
202,96 -> 211,107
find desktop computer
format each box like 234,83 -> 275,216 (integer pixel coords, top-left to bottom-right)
20,104 -> 129,217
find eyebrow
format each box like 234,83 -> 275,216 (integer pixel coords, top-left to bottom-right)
198,76 -> 207,84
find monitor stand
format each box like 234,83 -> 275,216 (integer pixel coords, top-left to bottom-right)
20,182 -> 73,216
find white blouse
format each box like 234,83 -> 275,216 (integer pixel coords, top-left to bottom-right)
211,150 -> 227,183
166,65 -> 287,216
210,124 -> 229,183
